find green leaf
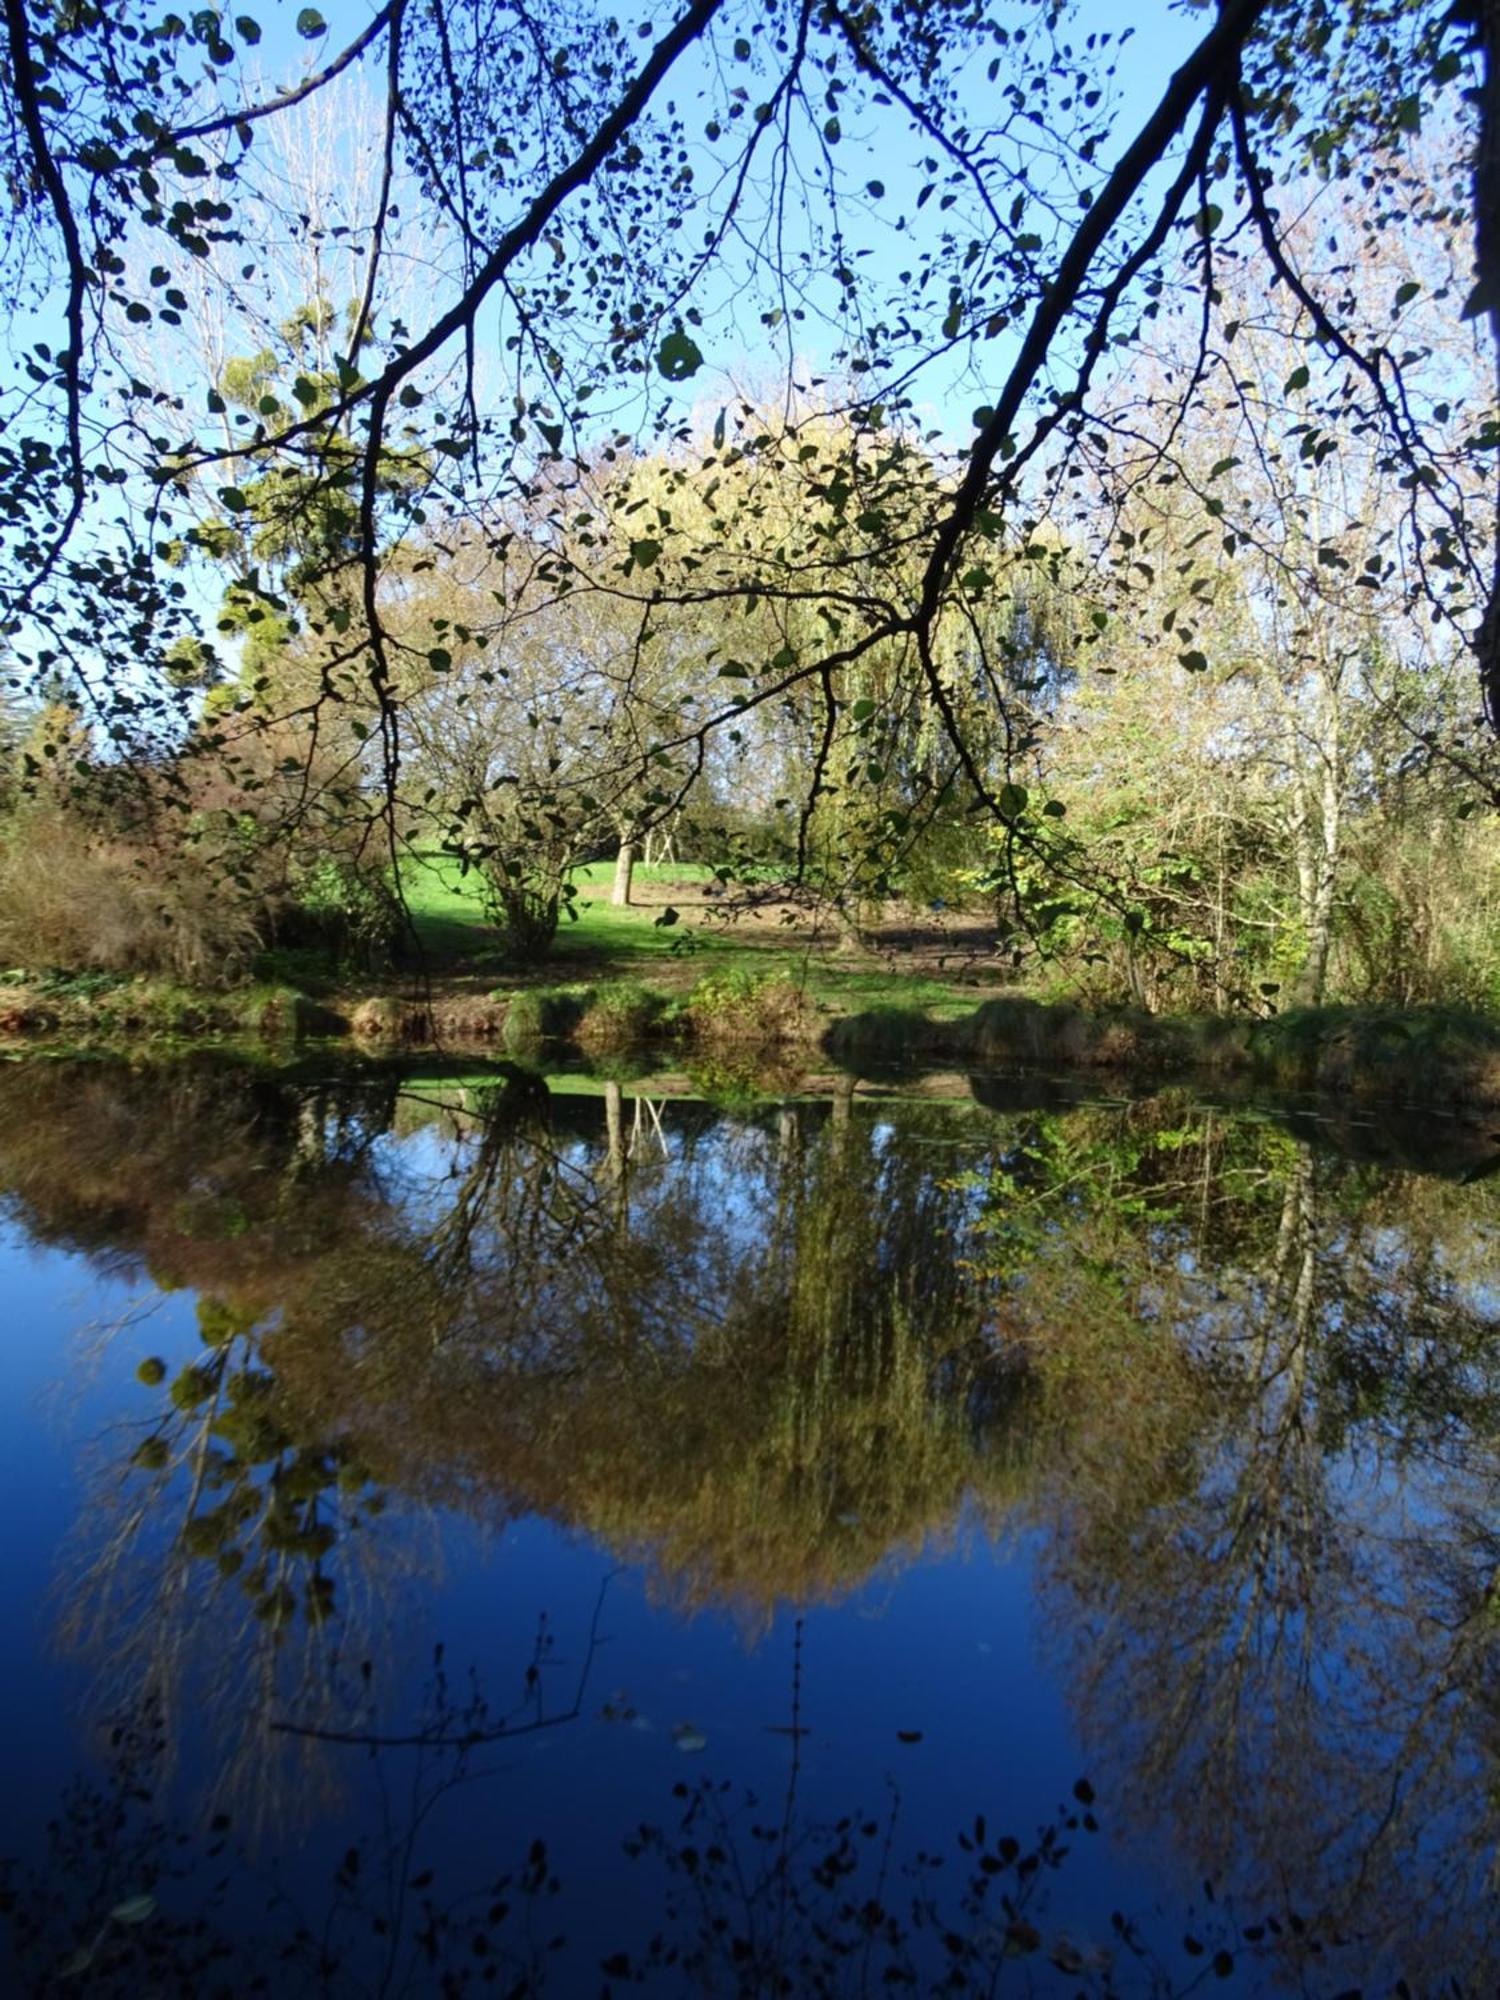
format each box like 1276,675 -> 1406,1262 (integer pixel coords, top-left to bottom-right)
997,782 -> 1028,821
850,696 -> 876,721
1042,799 -> 1067,818
1394,280 -> 1420,308
1191,202 -> 1223,238
218,487 -> 248,513
656,331 -> 704,382
235,15 -> 262,44
1395,93 -> 1421,134
1178,649 -> 1209,673
1284,364 -> 1310,394
629,536 -> 662,570
654,906 -> 680,929
295,8 -> 326,37
427,647 -> 452,672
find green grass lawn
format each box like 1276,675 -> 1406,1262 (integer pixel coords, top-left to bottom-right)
394,852 -> 986,1016
399,852 -> 740,973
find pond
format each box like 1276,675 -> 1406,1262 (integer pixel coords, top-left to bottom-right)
0,1051 -> 1497,1995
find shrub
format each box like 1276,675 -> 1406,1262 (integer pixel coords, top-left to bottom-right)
278,858 -> 403,972
254,987 -> 347,1041
576,980 -> 665,1052
680,969 -> 813,1046
349,995 -> 415,1042
822,1006 -> 956,1072
0,809 -> 262,985
502,985 -> 589,1056
477,859 -> 572,965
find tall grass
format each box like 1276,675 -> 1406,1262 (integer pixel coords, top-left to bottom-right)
0,812 -> 261,985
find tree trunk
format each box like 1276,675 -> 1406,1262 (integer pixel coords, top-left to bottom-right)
1288,670 -> 1341,1007
1272,654 -> 1342,1010
1473,0 -> 1500,730
611,840 -> 636,907
1125,940 -> 1150,1010
831,896 -> 866,955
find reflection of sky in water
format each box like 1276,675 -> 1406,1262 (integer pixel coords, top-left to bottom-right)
1,1067 -> 1498,1991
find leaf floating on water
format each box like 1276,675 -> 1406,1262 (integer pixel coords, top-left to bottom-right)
673,1723 -> 707,1754
110,1894 -> 157,1925
896,1729 -> 923,1744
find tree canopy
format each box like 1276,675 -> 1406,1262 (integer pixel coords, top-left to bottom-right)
1,0 -> 1496,920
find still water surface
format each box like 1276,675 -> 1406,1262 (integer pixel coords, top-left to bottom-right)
0,1053 -> 1497,1995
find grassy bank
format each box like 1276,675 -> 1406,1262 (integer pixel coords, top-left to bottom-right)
3,958 -> 1499,1112
917,995 -> 1500,1107
4,863 -> 1498,1106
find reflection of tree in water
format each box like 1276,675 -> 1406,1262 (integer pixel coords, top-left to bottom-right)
6,1059 -> 1027,1620
0,1060 -> 420,1823
296,1076 -> 1032,1619
2,1635 -> 1252,1998
3,1057 -> 1500,1978
978,1102 -> 1500,1986
0,1059 -> 1030,1827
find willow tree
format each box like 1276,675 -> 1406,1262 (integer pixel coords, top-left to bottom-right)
1,0 -> 1496,907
